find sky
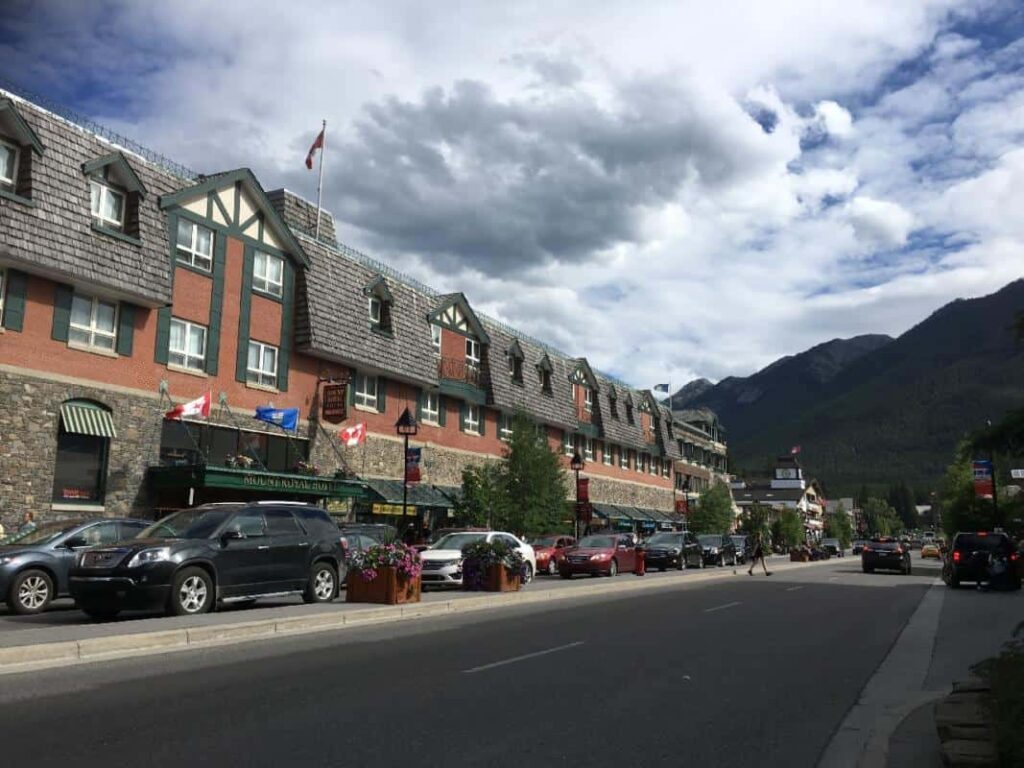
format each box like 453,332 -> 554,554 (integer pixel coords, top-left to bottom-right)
2,0 -> 1023,390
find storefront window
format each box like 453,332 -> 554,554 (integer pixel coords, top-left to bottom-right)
159,421 -> 308,472
52,429 -> 108,503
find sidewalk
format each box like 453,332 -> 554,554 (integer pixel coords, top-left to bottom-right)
0,555 -> 823,674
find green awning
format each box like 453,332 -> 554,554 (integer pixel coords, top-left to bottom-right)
591,503 -> 628,522
61,402 -> 116,438
361,479 -> 456,508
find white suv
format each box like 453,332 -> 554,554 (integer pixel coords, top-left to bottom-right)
419,531 -> 536,588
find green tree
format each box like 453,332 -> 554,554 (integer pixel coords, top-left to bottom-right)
862,497 -> 902,536
689,482 -> 735,534
939,441 -> 995,537
738,503 -> 772,537
824,502 -> 853,548
773,508 -> 804,549
455,462 -> 508,528
499,411 -> 570,536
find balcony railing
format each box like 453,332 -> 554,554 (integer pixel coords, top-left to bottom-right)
438,357 -> 483,388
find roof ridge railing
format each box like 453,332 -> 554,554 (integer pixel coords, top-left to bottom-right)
0,77 -> 199,181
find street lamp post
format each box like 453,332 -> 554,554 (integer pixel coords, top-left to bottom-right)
570,452 -> 584,540
986,419 -> 1002,529
395,407 -> 419,542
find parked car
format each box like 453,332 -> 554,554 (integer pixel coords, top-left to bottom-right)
339,522 -> 397,543
730,535 -> 749,564
920,542 -> 942,560
642,531 -> 702,571
530,534 -> 576,575
698,534 -> 738,567
942,531 -> 1021,590
419,531 -> 535,588
560,533 -> 637,578
851,540 -> 867,555
861,538 -> 911,575
338,531 -> 380,584
821,538 -> 845,557
0,518 -> 149,615
69,502 -> 346,619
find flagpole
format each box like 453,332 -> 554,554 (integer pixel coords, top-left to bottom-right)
314,119 -> 326,240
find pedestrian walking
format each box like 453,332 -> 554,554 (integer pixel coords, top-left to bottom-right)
748,530 -> 772,576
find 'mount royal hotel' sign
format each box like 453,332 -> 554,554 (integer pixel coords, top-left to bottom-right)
148,465 -> 368,499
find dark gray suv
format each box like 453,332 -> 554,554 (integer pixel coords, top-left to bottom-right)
0,518 -> 149,614
69,502 -> 345,619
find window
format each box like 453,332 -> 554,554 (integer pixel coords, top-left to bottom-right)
464,404 -> 480,434
499,413 -> 514,442
90,180 -> 125,230
175,219 -> 213,271
650,457 -> 659,476
265,508 -> 302,535
609,395 -> 618,419
563,431 -> 575,456
368,296 -> 381,324
69,294 -> 117,352
662,461 -> 671,478
169,318 -> 207,371
541,369 -> 552,393
625,402 -> 634,424
584,388 -> 593,413
431,324 -> 441,350
247,341 -> 278,388
355,374 -> 379,410
466,338 -> 481,368
602,443 -> 612,465
0,139 -> 18,189
619,447 -> 629,469
508,355 -> 523,382
253,251 -> 284,297
422,391 -> 440,424
584,437 -> 594,462
53,404 -> 111,505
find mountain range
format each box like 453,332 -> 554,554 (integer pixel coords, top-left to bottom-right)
673,279 -> 1024,495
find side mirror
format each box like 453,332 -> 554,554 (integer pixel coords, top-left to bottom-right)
221,529 -> 245,544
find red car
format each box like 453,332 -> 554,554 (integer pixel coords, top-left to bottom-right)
559,533 -> 638,578
531,535 -> 576,575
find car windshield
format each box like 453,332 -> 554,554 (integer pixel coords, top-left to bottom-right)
5,521 -> 81,546
531,536 -> 561,547
698,535 -> 721,546
578,535 -> 617,548
431,533 -> 487,550
956,534 -> 1010,552
140,508 -> 238,540
647,534 -> 682,545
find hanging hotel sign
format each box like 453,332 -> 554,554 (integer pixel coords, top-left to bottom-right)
321,384 -> 347,424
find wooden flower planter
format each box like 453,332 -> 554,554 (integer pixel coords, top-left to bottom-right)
346,566 -> 421,605
790,550 -> 810,562
482,564 -> 521,592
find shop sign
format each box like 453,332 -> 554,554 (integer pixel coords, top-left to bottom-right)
373,503 -> 418,516
972,459 -> 994,499
241,474 -> 333,493
321,384 -> 347,424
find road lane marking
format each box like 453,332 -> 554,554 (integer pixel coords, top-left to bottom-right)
786,586 -> 803,592
828,576 -> 838,581
703,601 -> 741,613
462,641 -> 585,673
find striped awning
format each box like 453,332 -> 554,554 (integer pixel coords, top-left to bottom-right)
60,403 -> 117,438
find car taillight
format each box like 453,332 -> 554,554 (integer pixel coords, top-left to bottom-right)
953,551 -> 961,563
1011,552 -> 1020,562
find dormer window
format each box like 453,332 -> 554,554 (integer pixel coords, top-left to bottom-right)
90,180 -> 125,231
176,219 -> 214,271
253,251 -> 284,297
363,275 -> 393,333
368,296 -> 381,324
609,393 -> 618,419
541,369 -> 552,393
0,139 -> 18,189
465,338 -> 481,368
584,387 -> 593,413
506,340 -> 524,384
431,324 -> 441,350
625,401 -> 634,423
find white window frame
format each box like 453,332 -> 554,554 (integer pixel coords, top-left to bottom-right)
602,443 -> 612,466
563,431 -> 575,456
499,413 -> 514,442
368,296 -> 381,325
355,374 -> 379,411
619,447 -> 629,469
430,324 -> 441,351
584,437 -> 594,462
635,452 -> 644,474
253,251 -> 284,297
0,139 -> 19,188
650,457 -> 659,476
584,387 -> 593,413
464,404 -> 480,435
175,219 -> 214,271
68,293 -> 118,352
90,180 -> 125,230
168,318 -> 207,371
465,337 -> 481,368
246,340 -> 278,388
662,461 -> 671,478
422,391 -> 440,425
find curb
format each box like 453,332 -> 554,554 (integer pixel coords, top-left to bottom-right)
0,557 -> 834,675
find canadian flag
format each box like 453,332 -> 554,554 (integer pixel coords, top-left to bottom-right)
340,422 -> 367,447
305,128 -> 324,170
790,445 -> 802,455
165,391 -> 212,420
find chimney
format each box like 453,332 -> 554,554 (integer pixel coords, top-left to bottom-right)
265,188 -> 337,243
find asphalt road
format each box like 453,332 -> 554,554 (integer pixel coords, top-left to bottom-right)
0,559 -> 942,768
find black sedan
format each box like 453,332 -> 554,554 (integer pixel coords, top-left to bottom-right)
861,538 -> 911,575
642,532 -> 703,571
698,534 -> 739,567
0,518 -> 149,614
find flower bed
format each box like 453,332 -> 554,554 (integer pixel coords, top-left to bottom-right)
462,539 -> 525,592
346,542 -> 422,605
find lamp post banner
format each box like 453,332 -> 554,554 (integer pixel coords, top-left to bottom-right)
577,477 -> 589,503
972,459 -> 994,499
405,447 -> 422,485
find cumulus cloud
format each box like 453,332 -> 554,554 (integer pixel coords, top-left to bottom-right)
846,197 -> 917,247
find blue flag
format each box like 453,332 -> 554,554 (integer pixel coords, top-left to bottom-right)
653,383 -> 670,393
254,406 -> 299,431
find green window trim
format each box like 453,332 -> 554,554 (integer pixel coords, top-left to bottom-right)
1,269 -> 27,331
206,236 -> 226,376
89,222 -> 142,247
115,303 -> 135,357
51,284 -> 73,342
235,247 -> 254,383
154,306 -> 171,365
277,262 -> 295,391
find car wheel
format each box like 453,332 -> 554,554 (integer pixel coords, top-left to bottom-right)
547,560 -> 558,576
608,560 -> 618,577
303,562 -> 337,604
522,563 -> 534,585
9,569 -> 54,615
79,602 -> 121,621
168,567 -> 213,616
